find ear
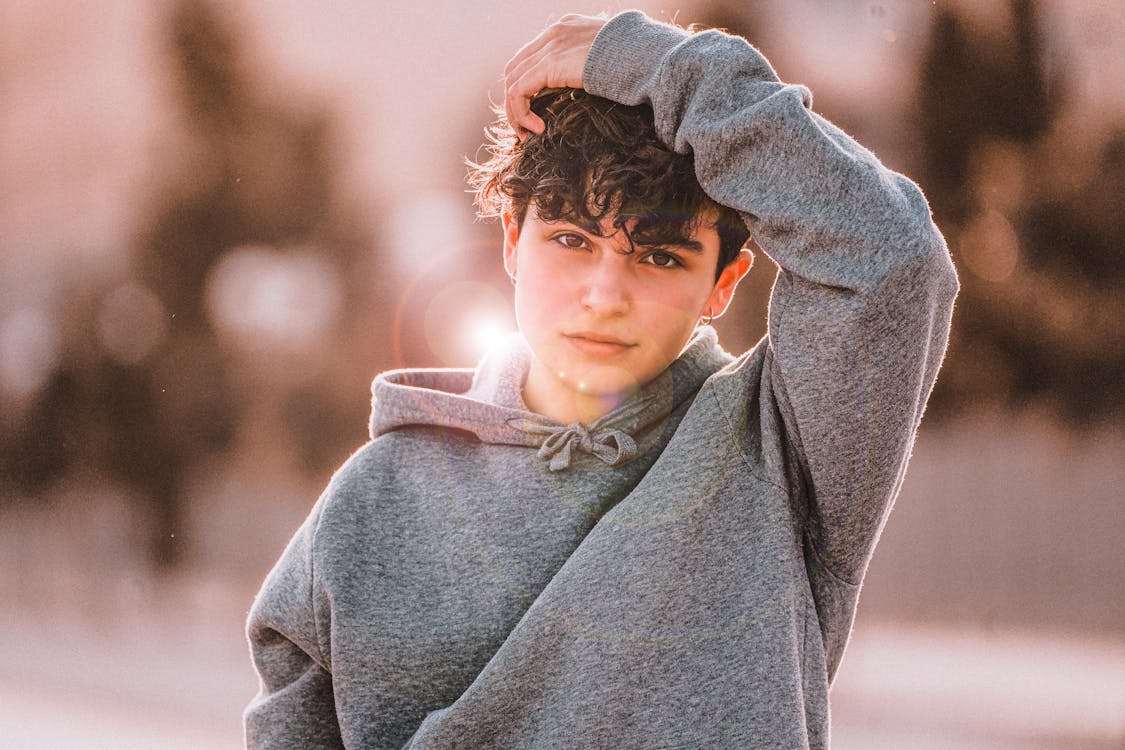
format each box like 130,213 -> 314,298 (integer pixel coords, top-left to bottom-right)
502,210 -> 520,279
702,248 -> 754,319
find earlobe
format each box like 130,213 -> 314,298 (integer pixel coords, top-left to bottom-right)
705,249 -> 754,319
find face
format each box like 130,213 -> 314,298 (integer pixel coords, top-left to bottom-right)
503,204 -> 751,423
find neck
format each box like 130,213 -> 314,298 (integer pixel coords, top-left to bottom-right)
523,357 -> 636,424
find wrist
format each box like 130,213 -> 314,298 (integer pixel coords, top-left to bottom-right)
582,10 -> 687,105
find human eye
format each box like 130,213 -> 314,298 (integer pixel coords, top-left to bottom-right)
551,232 -> 588,250
639,249 -> 684,269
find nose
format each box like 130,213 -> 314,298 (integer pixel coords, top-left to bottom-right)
579,256 -> 630,317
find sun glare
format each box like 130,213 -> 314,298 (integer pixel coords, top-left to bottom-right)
464,313 -> 511,361
422,281 -> 514,365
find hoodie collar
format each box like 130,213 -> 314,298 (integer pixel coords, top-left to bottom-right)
370,327 -> 731,471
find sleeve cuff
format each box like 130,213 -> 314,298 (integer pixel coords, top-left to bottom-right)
582,10 -> 688,105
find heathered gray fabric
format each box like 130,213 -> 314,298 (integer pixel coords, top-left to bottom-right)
244,10 -> 958,749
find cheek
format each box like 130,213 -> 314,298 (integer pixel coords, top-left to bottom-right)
636,285 -> 706,323
627,307 -> 694,368
514,245 -> 584,307
635,287 -> 710,355
513,268 -> 564,341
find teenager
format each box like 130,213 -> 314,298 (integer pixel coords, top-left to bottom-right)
245,10 -> 957,749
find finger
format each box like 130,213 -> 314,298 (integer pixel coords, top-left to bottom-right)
503,15 -> 603,138
504,46 -> 558,136
506,60 -> 579,136
503,15 -> 567,81
502,12 -> 588,76
505,68 -> 547,137
504,30 -> 551,80
506,13 -> 602,81
508,51 -> 583,102
504,46 -> 585,133
503,42 -> 548,101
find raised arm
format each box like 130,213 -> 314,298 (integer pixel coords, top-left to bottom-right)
590,12 -> 958,591
508,11 -> 958,590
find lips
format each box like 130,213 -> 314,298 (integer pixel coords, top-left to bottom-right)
566,331 -> 632,346
563,331 -> 636,357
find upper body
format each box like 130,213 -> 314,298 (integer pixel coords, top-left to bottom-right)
244,10 -> 958,749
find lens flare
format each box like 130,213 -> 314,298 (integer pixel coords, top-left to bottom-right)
423,281 -> 514,365
466,314 -> 509,358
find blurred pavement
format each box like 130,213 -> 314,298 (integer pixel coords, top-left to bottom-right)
0,572 -> 1120,749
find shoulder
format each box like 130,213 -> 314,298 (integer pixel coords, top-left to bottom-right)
304,435 -> 412,575
682,339 -> 798,491
699,338 -> 770,414
316,427 -> 472,531
319,432 -> 419,513
309,435 -> 401,535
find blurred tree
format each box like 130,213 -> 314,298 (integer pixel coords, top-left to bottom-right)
1,0 -> 378,569
916,0 -> 1124,424
918,0 -> 1053,221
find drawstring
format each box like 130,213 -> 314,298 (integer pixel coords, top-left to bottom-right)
507,395 -> 653,471
536,423 -> 637,472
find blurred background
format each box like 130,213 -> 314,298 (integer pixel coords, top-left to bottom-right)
0,0 -> 1121,747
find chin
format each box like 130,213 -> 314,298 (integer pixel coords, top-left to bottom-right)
568,364 -> 644,401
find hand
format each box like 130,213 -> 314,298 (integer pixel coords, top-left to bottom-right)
503,13 -> 607,138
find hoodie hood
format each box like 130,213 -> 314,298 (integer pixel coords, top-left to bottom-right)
370,327 -> 733,471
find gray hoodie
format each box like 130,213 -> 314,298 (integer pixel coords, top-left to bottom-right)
245,10 -> 958,749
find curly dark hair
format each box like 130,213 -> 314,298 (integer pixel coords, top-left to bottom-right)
468,89 -> 750,280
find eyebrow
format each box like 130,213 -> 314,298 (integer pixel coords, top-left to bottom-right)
626,217 -> 709,254
629,232 -> 705,254
650,239 -> 704,253
560,217 -> 706,254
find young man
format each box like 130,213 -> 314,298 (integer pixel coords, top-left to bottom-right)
245,11 -> 957,749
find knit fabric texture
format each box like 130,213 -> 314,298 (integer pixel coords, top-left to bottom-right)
245,10 -> 959,749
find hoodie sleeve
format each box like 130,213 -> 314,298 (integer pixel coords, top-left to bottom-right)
244,492 -> 343,749
584,13 -> 958,588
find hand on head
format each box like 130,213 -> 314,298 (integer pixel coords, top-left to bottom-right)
503,13 -> 607,139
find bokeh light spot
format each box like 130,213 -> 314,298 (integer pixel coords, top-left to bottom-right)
960,209 -> 1020,282
205,244 -> 342,353
389,192 -> 468,274
0,307 -> 60,401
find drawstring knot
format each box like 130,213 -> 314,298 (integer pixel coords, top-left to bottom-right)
536,423 -> 637,472
507,395 -> 653,471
